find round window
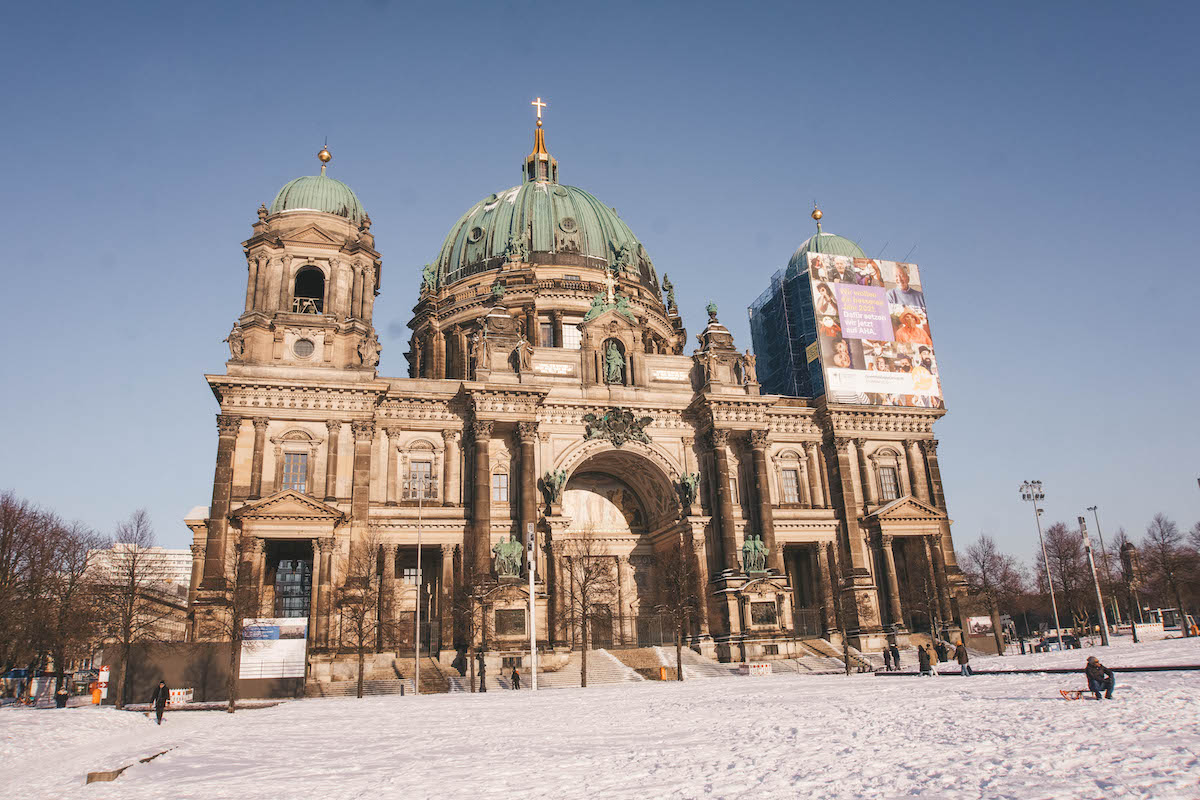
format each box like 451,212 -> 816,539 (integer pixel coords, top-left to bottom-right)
467,226 -> 484,243
293,338 -> 315,358
559,217 -> 578,234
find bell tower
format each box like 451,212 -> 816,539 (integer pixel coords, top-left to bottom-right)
228,146 -> 383,377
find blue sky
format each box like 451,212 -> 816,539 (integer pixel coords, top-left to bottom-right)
3,1 -> 1197,561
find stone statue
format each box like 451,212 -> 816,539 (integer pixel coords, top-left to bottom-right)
491,282 -> 505,299
700,349 -> 718,383
541,468 -> 568,504
493,533 -> 523,578
662,273 -> 677,313
613,294 -> 635,323
741,350 -> 758,384
358,334 -> 381,368
614,243 -> 635,272
742,534 -> 767,573
504,235 -> 528,262
225,326 -> 245,360
470,330 -> 491,375
604,341 -> 624,384
515,334 -> 533,374
678,472 -> 700,508
420,263 -> 437,293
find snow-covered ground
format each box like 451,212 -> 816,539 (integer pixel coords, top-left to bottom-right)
2,638 -> 1197,800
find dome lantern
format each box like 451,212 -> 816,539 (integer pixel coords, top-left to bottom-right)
524,97 -> 558,184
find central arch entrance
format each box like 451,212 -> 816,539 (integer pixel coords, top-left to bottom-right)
553,446 -> 683,649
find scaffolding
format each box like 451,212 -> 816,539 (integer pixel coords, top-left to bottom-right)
748,263 -> 822,398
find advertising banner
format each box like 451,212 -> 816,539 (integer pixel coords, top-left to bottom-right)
806,253 -> 943,407
239,617 -> 308,679
967,616 -> 994,636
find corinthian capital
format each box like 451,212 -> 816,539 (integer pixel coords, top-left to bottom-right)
326,419 -> 343,435
441,428 -> 461,445
470,419 -> 494,440
920,439 -> 939,456
351,420 -> 376,442
216,414 -> 242,437
749,429 -> 770,450
517,421 -> 538,442
709,429 -> 730,448
252,417 -> 270,433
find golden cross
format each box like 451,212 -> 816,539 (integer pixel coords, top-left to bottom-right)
531,97 -> 547,123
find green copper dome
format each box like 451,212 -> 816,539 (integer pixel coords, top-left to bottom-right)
433,181 -> 653,288
269,174 -> 365,223
787,231 -> 866,272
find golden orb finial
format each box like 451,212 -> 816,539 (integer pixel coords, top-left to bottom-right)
317,142 -> 332,175
811,207 -> 823,221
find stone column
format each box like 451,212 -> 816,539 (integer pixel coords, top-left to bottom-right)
709,429 -> 741,572
324,420 -> 342,501
187,543 -> 204,611
202,414 -> 241,586
470,420 -> 494,577
551,310 -> 563,348
616,555 -> 634,645
350,266 -> 364,320
362,265 -> 376,323
380,543 -> 398,650
316,539 -> 334,648
796,457 -> 813,508
687,529 -> 712,637
350,422 -> 375,518
254,256 -> 270,312
251,538 -> 268,616
278,256 -> 292,312
816,542 -> 838,634
906,440 -> 930,503
880,534 -> 904,630
921,440 -> 946,510
832,437 -> 870,571
855,438 -> 877,510
929,533 -> 953,622
439,545 -> 455,652
517,422 -> 538,572
526,306 -> 538,346
805,442 -> 824,509
749,430 -> 784,573
246,418 -> 268,499
433,324 -> 446,379
818,450 -> 833,509
442,429 -> 461,506
308,538 -> 322,646
385,427 -> 399,505
245,258 -> 258,313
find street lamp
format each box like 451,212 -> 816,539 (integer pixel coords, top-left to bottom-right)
1020,481 -> 1064,650
1078,515 -> 1110,646
413,471 -> 430,696
1086,505 -> 1121,626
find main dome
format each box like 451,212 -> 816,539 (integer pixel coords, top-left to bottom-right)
269,174 -> 365,224
433,181 -> 652,287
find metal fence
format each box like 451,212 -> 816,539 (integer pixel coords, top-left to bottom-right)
793,607 -> 824,638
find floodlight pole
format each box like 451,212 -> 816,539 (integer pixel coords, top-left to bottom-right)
1086,505 -> 1120,627
1079,516 -> 1110,646
1021,481 -> 1064,650
414,476 -> 425,695
527,522 -> 537,691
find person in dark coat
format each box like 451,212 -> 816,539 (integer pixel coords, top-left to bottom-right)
150,680 -> 170,725
917,645 -> 932,676
889,643 -> 901,670
511,668 -> 521,690
954,641 -> 972,676
54,685 -> 70,708
1084,656 -> 1115,700
934,641 -> 948,662
882,647 -> 893,672
477,655 -> 487,693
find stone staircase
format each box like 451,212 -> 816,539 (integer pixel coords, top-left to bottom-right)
306,655 -> 448,696
449,649 -> 645,691
305,678 -> 414,698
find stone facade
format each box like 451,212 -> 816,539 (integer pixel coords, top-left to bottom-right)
188,132 -> 968,676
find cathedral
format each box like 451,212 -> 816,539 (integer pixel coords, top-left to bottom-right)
187,106 -> 967,684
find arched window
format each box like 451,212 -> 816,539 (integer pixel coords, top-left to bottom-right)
293,266 -> 325,313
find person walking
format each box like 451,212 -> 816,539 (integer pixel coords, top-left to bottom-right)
890,643 -> 901,671
477,655 -> 487,693
1084,656 -> 1115,700
917,644 -> 932,676
150,680 -> 170,725
54,684 -> 70,708
955,641 -> 972,676
511,667 -> 521,690
882,646 -> 893,672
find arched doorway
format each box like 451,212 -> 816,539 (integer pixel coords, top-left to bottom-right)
553,446 -> 683,650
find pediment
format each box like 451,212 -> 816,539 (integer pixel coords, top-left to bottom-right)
282,225 -> 338,245
230,490 -> 346,523
866,495 -> 946,522
580,306 -> 639,330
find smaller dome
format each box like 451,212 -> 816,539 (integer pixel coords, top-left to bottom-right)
269,175 -> 365,223
787,231 -> 865,272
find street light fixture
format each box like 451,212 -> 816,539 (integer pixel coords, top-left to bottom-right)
1020,481 -> 1064,650
1086,505 -> 1121,626
1079,515 -> 1110,647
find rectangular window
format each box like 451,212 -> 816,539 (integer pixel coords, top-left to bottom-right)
879,466 -> 900,501
282,453 -> 308,492
492,472 -> 509,503
409,461 -> 433,499
561,324 -> 582,350
751,602 -> 778,626
401,567 -> 420,586
495,609 -> 526,636
729,477 -> 739,504
540,322 -> 555,347
782,469 -> 801,504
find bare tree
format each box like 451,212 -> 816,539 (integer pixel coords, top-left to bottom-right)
1034,522 -> 1090,633
561,533 -> 617,687
43,521 -> 106,694
0,492 -> 51,678
963,534 -> 1024,655
333,535 -> 383,697
448,563 -> 491,692
195,536 -> 264,712
1142,514 -> 1193,637
95,510 -> 174,708
653,536 -> 700,681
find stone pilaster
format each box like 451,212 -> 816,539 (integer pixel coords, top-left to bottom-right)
921,439 -> 946,510
517,421 -> 538,572
187,543 -> 204,612
805,442 -> 825,509
442,429 -> 461,506
380,543 -> 398,650
748,430 -> 783,573
816,541 -> 838,634
316,538 -> 334,648
880,534 -> 904,630
906,440 -> 930,503
855,438 -> 876,510
385,426 -> 399,505
202,414 -> 241,587
929,533 -> 953,622
324,420 -> 342,501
